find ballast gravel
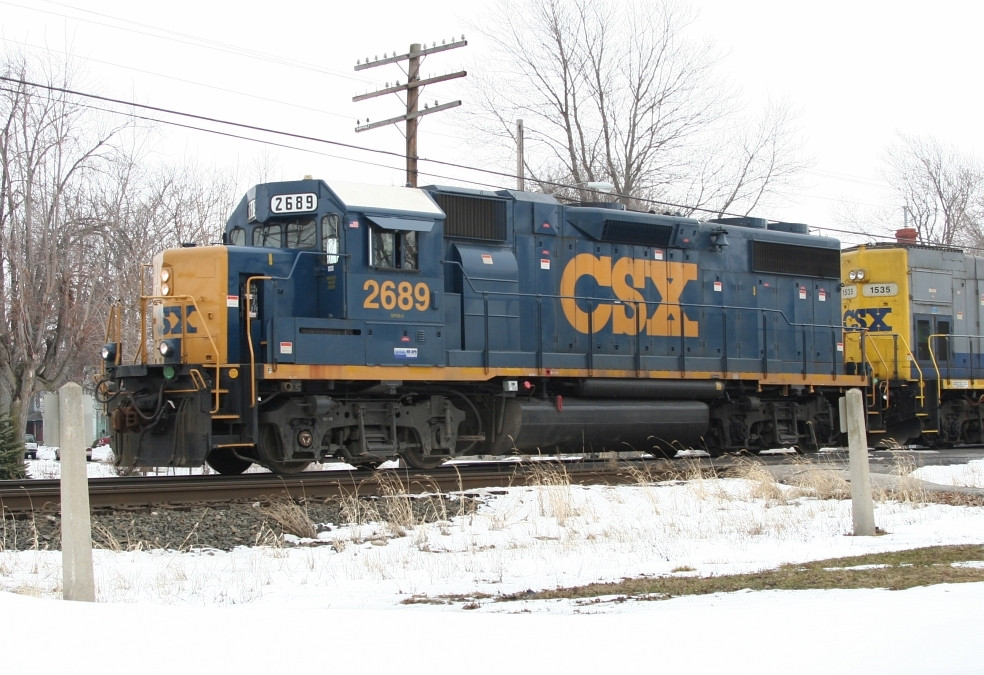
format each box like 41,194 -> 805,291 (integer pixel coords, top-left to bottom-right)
2,496 -> 470,552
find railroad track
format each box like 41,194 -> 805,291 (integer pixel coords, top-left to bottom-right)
3,448 -> 979,517
0,457 -> 698,515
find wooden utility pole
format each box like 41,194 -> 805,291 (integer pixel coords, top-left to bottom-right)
516,119 -> 525,191
354,39 -> 467,187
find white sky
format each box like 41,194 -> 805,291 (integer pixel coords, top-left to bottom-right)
3,454 -> 984,673
2,0 -> 981,244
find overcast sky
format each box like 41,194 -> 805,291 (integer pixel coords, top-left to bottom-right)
2,0 -> 979,244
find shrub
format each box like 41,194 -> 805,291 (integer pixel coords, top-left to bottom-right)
0,415 -> 26,480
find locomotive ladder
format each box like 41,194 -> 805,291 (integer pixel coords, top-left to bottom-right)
858,331 -> 929,433
135,294 -> 244,423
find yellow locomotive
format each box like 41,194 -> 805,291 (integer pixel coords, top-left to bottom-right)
842,228 -> 984,446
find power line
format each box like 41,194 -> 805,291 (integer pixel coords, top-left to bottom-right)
0,36 -> 354,123
1,74 -> 906,227
2,3 -> 905,219
2,0 -> 371,85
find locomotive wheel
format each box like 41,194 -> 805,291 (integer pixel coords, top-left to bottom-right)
257,424 -> 312,475
446,389 -> 483,455
400,428 -> 446,470
401,447 -> 446,470
206,449 -> 253,475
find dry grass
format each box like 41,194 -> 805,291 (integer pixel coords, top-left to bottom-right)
256,499 -> 317,539
6,448 -> 983,607
780,455 -> 852,500
0,512 -> 40,552
726,457 -> 789,503
883,449 -> 928,503
524,461 -> 577,525
483,544 -> 984,605
326,471 -> 465,548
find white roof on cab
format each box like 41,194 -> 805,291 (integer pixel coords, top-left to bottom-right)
328,181 -> 444,217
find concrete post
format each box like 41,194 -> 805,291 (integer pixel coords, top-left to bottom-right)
845,388 -> 876,536
59,382 -> 95,601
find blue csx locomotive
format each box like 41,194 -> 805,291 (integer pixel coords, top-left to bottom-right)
99,178 -> 868,474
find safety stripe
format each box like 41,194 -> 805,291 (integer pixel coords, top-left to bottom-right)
257,363 -> 866,388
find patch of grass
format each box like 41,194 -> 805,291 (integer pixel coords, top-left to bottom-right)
421,545 -> 984,606
916,491 -> 984,507
401,591 -> 494,606
257,498 -> 317,540
779,455 -> 852,500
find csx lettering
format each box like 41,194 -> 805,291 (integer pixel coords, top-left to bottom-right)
559,253 -> 697,336
161,306 -> 198,335
843,308 -> 892,331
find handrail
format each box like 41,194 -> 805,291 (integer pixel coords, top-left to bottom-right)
139,293 -> 225,414
103,302 -> 123,368
245,276 -> 273,408
927,331 -> 984,412
446,256 -> 864,379
138,263 -> 152,365
853,329 -> 925,410
928,332 -> 946,416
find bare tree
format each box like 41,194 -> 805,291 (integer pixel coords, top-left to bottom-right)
0,49 -> 255,440
466,0 -> 807,215
98,159 -> 242,365
882,134 -> 984,246
0,53 -> 132,436
683,100 -> 808,218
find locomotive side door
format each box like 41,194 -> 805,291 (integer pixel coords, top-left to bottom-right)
318,211 -> 346,319
914,313 -> 952,376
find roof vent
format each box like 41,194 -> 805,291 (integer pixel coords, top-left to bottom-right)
896,228 -> 918,244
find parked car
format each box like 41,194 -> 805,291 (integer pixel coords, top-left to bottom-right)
54,441 -> 94,462
23,433 -> 38,460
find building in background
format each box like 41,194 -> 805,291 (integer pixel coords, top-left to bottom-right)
40,391 -> 104,448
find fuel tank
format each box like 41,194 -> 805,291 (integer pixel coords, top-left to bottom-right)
573,379 -> 724,400
486,397 -> 709,455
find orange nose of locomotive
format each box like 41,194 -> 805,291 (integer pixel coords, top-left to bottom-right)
150,246 -> 230,367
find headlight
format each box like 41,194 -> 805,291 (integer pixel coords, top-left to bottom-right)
161,282 -> 171,296
160,268 -> 171,282
848,270 -> 857,281
101,343 -> 118,364
855,269 -> 866,281
158,339 -> 180,361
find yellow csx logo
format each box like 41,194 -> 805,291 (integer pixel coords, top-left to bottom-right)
559,253 -> 698,336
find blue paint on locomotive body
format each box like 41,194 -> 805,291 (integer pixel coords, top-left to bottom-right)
102,177 -> 866,473
216,178 -> 845,380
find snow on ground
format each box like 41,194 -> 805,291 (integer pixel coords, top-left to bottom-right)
3,456 -> 984,673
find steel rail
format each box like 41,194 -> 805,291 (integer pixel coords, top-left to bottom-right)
4,448 -> 979,517
0,458 -> 696,515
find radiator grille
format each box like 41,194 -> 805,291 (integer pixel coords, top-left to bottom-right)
601,219 -> 674,247
434,194 -> 507,241
753,241 -> 840,278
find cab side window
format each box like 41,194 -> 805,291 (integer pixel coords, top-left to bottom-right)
369,225 -> 417,270
322,214 -> 340,264
285,218 -> 317,249
253,223 -> 282,247
916,319 -> 931,360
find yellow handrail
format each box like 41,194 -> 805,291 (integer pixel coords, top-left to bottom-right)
244,276 -> 272,409
861,331 -> 925,409
138,293 -> 225,414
